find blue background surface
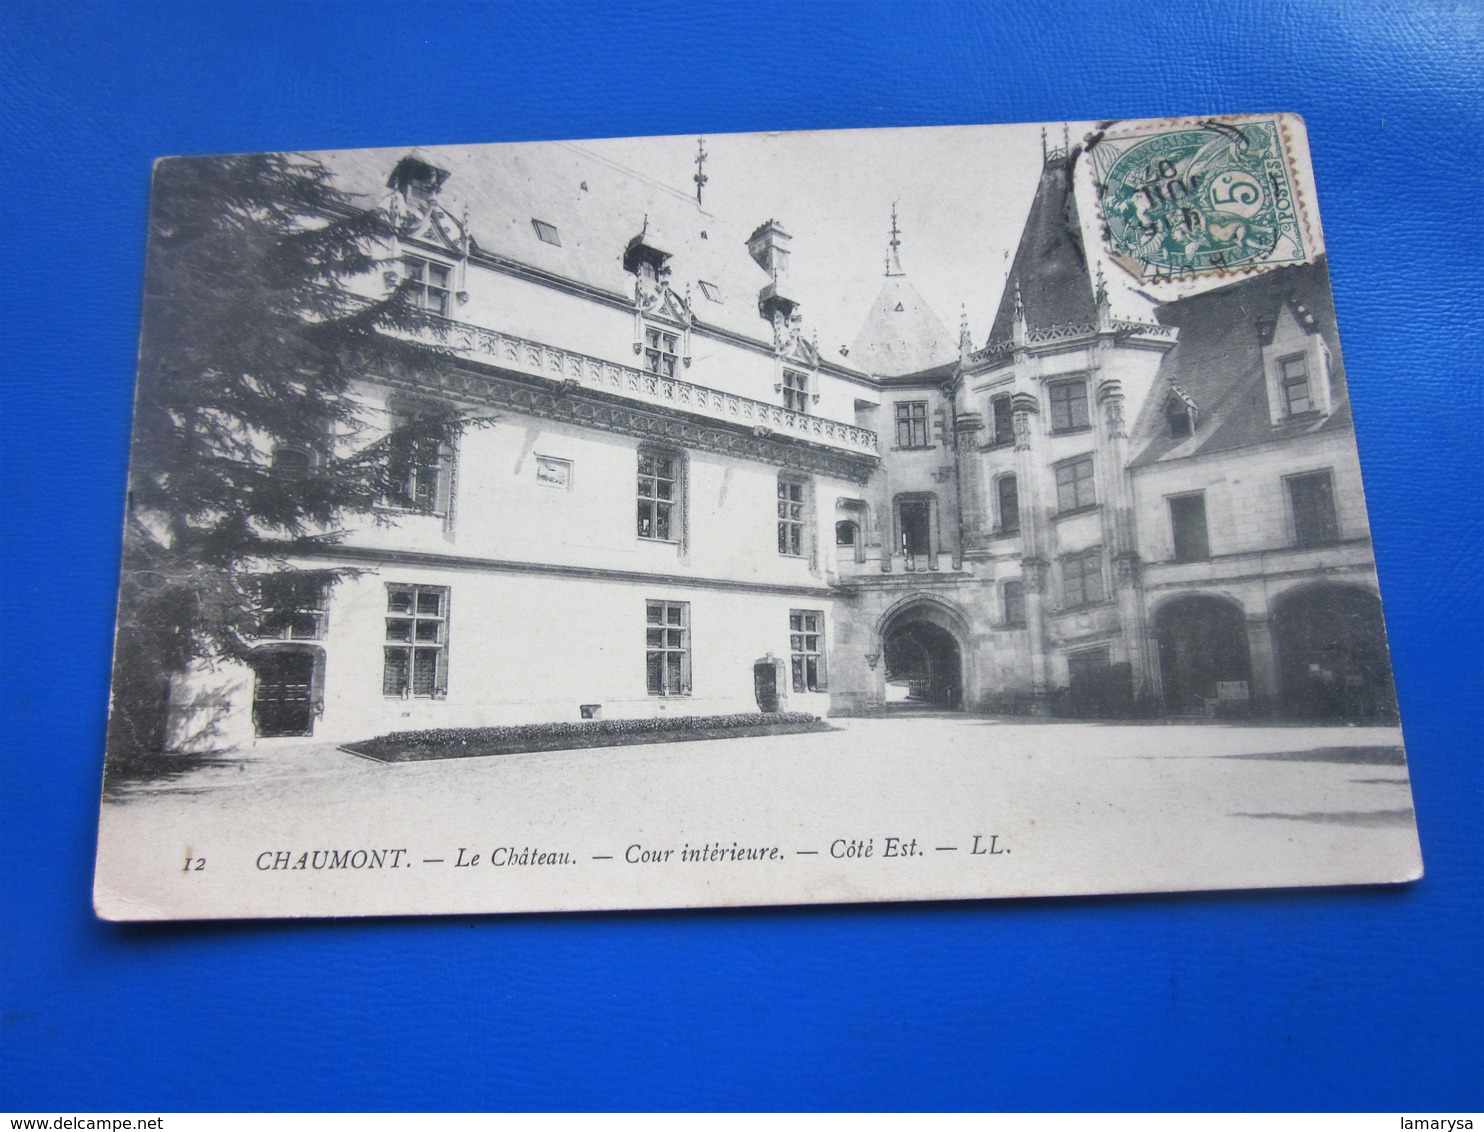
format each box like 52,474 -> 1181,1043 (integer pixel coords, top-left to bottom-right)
1,0 -> 1480,1112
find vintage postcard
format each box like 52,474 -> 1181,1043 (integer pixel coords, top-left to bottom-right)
94,115 -> 1421,921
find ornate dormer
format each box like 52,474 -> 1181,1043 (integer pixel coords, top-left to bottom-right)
626,219 -> 692,370
775,323 -> 820,411
1257,295 -> 1333,425
747,219 -> 798,326
388,155 -> 450,208
624,221 -> 673,295
385,156 -> 469,309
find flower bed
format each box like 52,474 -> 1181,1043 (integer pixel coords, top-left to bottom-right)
343,711 -> 834,763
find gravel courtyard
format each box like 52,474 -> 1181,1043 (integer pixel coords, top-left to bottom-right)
94,715 -> 1422,920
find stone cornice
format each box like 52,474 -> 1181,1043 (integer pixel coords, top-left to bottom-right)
307,544 -> 841,598
379,352 -> 880,484
1140,540 -> 1375,590
833,570 -> 980,592
966,319 -> 1178,376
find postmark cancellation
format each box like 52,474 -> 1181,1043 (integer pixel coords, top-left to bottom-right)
1089,114 -> 1317,294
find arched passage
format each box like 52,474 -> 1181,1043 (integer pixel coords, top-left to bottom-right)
879,599 -> 968,710
1155,595 -> 1252,714
1273,584 -> 1395,719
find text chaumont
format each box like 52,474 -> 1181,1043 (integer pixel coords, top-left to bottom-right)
256,848 -> 408,870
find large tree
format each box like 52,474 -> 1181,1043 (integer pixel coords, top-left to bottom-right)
109,151 -> 459,760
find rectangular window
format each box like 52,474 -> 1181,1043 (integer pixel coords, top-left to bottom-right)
697,280 -> 723,302
384,410 -> 449,513
254,574 -> 328,640
1169,493 -> 1211,562
1287,470 -> 1339,548
990,394 -> 1015,446
782,369 -> 810,414
778,478 -> 806,556
531,219 -> 561,246
637,449 -> 679,541
1049,378 -> 1090,433
645,600 -> 690,696
1055,454 -> 1096,513
1062,548 -> 1106,608
644,326 -> 679,378
894,401 -> 929,448
1280,354 -> 1312,415
997,474 -> 1020,534
789,610 -> 826,692
1165,395 -> 1194,438
402,256 -> 451,316
271,445 -> 316,475
1003,580 -> 1026,628
898,497 -> 932,556
383,584 -> 448,698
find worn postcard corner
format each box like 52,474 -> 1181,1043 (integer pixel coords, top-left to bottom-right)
95,117 -> 1419,922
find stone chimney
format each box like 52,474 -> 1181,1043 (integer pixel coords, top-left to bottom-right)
747,219 -> 798,323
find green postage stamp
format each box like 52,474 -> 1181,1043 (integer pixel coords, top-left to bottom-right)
1091,114 -> 1314,288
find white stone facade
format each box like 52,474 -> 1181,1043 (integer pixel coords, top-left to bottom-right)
165,141 -> 1396,750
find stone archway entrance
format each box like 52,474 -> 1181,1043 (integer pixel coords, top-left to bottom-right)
1155,595 -> 1252,714
880,601 -> 967,710
1273,585 -> 1395,719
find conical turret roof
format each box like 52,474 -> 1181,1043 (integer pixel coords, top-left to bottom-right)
849,272 -> 954,377
986,151 -> 1097,349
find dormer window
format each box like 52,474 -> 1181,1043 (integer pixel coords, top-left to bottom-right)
624,229 -> 671,280
403,256 -> 452,316
387,156 -> 450,206
1259,297 -> 1334,425
1279,355 -> 1312,415
1164,394 -> 1193,439
532,219 -> 561,246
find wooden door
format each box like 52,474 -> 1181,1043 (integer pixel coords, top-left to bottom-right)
253,651 -> 316,737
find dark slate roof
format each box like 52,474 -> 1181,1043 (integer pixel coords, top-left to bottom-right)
985,151 -> 1097,349
1128,257 -> 1351,468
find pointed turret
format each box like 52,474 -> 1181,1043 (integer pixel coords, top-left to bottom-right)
985,148 -> 1097,352
849,205 -> 954,375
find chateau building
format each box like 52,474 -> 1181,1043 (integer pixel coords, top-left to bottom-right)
173,138 -> 1396,748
